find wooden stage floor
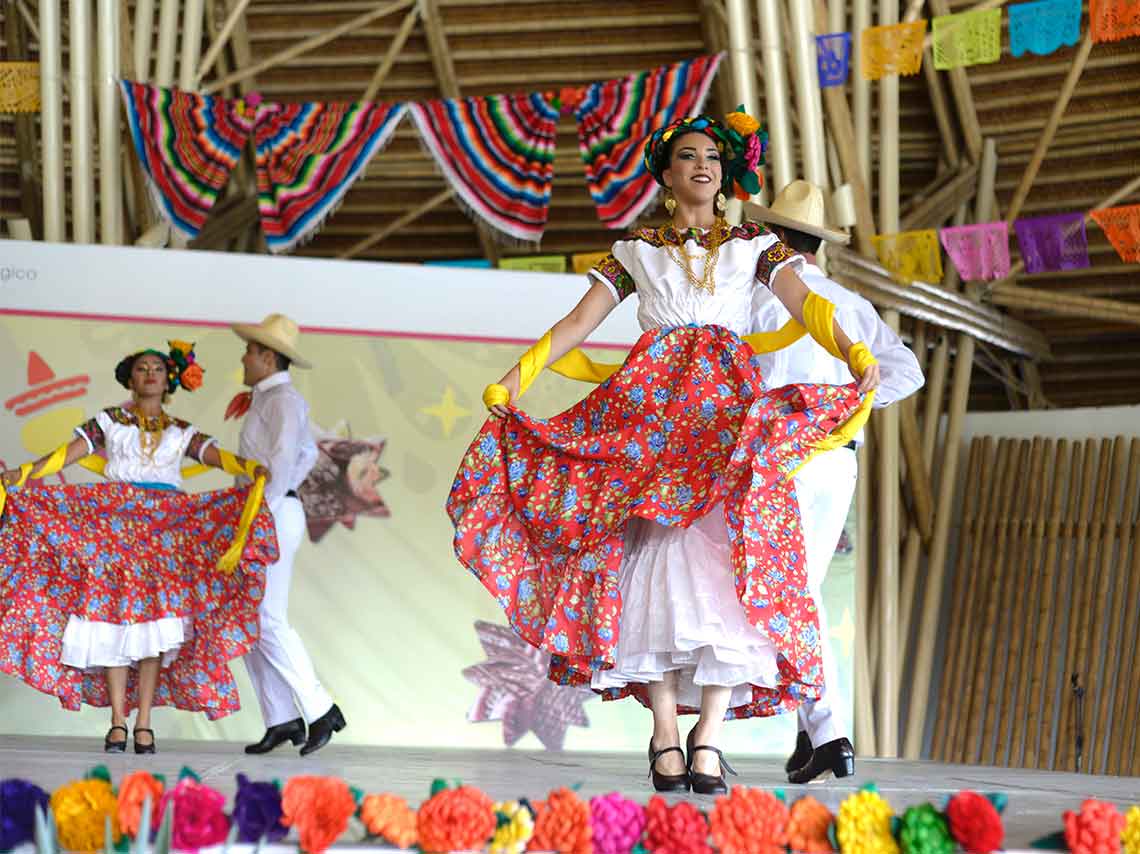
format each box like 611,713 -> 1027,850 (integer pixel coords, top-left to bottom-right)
3,736 -> 1137,849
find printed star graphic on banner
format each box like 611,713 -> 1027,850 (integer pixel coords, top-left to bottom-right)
462,620 -> 593,750
420,386 -> 471,438
830,607 -> 855,659
297,420 -> 391,543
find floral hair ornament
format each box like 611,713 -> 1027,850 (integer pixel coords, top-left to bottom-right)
113,341 -> 204,395
642,106 -> 768,201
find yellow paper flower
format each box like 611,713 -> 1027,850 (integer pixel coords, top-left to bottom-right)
51,779 -> 121,852
726,110 -> 761,136
1123,806 -> 1140,854
489,800 -> 534,854
168,339 -> 195,355
836,789 -> 899,854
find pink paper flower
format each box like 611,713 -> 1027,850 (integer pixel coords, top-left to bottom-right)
157,779 -> 230,853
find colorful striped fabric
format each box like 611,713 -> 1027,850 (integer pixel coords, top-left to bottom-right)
119,80 -> 255,240
573,53 -> 723,231
409,93 -> 559,244
253,100 -> 407,254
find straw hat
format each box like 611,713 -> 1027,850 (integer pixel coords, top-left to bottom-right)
232,313 -> 312,369
746,180 -> 850,244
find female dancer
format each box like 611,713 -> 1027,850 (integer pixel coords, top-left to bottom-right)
0,343 -> 277,753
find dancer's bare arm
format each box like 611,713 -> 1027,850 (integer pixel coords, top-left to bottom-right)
490,280 -> 619,417
771,267 -> 880,394
1,437 -> 90,486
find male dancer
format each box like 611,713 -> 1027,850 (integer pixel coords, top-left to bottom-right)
232,313 -> 346,756
749,182 -> 924,782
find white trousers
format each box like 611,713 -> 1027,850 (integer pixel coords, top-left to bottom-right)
793,447 -> 858,745
243,497 -> 333,727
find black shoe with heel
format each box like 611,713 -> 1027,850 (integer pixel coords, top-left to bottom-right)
647,739 -> 690,792
785,730 -> 813,773
300,704 -> 346,756
133,727 -> 156,755
104,725 -> 128,754
786,737 -> 855,784
686,728 -> 737,795
246,718 -> 306,755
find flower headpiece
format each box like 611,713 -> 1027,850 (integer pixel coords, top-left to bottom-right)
115,340 -> 205,394
643,107 -> 768,201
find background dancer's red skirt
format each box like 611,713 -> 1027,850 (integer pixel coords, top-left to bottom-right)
447,324 -> 864,719
0,482 -> 278,720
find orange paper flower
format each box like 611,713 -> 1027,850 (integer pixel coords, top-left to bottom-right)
360,793 -> 418,849
281,776 -> 357,854
180,363 -> 205,391
529,788 -> 593,854
417,785 -> 496,854
787,796 -> 835,854
709,787 -> 789,854
50,779 -> 121,853
117,771 -> 164,839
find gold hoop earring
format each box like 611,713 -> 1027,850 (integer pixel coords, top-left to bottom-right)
715,192 -> 727,213
664,192 -> 677,216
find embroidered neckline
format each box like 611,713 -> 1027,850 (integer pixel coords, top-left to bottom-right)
633,220 -> 769,249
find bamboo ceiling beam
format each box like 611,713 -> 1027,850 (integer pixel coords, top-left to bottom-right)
203,0 -> 415,94
338,187 -> 455,259
188,195 -> 260,250
361,5 -> 419,102
418,0 -> 500,265
16,0 -> 39,41
901,161 -> 979,230
989,286 -> 1140,327
921,54 -> 960,170
927,0 -> 983,161
196,0 -> 254,86
1005,32 -> 1095,224
5,2 -> 43,239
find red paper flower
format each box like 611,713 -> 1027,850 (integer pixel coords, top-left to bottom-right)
281,776 -> 357,854
945,792 -> 1004,854
710,787 -> 789,854
416,785 -> 496,854
529,788 -> 593,854
157,779 -> 230,853
645,796 -> 711,854
1063,800 -> 1126,854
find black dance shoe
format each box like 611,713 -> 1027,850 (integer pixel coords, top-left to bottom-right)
300,704 -> 346,756
786,737 -> 856,784
245,718 -> 306,755
648,739 -> 690,792
686,728 -> 737,796
133,727 -> 156,755
785,730 -> 813,773
104,725 -> 128,753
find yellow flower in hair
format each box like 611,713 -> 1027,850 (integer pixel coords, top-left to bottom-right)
662,128 -> 674,141
726,110 -> 761,136
169,339 -> 195,355
51,779 -> 122,852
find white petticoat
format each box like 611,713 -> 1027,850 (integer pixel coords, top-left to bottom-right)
590,505 -> 781,708
60,616 -> 192,669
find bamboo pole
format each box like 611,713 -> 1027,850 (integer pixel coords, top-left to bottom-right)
70,0 -> 95,243
196,0 -> 253,85
927,0 -> 983,160
899,401 -> 933,543
962,438 -> 1021,764
98,0 -> 124,244
338,187 -> 454,259
1006,438 -> 1056,767
5,0 -> 43,238
851,0 -> 871,184
990,437 -> 1046,765
1105,439 -> 1140,775
1022,440 -> 1070,769
930,437 -> 983,759
133,0 -> 155,80
726,0 -> 760,216
361,5 -> 419,102
1083,437 -> 1128,769
988,286 -> 1140,328
1125,518 -> 1140,776
921,51 -> 959,169
854,437 -> 878,756
920,335 -> 948,468
1052,440 -> 1101,770
1005,32 -> 1095,225
788,0 -> 828,190
204,0 -> 415,94
178,0 -> 205,90
757,0 -> 794,193
154,0 -> 179,86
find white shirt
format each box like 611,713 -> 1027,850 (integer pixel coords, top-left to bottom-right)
751,262 -> 925,430
590,222 -> 804,337
75,407 -> 216,488
238,372 -> 318,505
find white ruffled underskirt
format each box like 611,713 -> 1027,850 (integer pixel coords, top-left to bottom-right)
590,505 -> 780,708
60,616 -> 192,669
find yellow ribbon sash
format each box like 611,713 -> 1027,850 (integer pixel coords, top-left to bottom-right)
0,446 -> 266,574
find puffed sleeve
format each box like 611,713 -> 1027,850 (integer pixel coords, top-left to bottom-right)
587,245 -> 637,304
185,428 -> 219,463
74,410 -> 110,455
753,230 -> 805,289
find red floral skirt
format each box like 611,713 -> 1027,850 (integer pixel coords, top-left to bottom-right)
0,482 -> 278,719
447,324 -> 864,719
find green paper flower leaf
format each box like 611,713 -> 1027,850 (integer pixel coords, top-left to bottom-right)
178,767 -> 200,783
986,793 -> 1008,814
429,779 -> 449,797
1030,831 -> 1066,850
88,765 -> 112,783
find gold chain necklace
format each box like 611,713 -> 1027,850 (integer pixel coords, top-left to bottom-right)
136,410 -> 172,459
664,218 -> 730,295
